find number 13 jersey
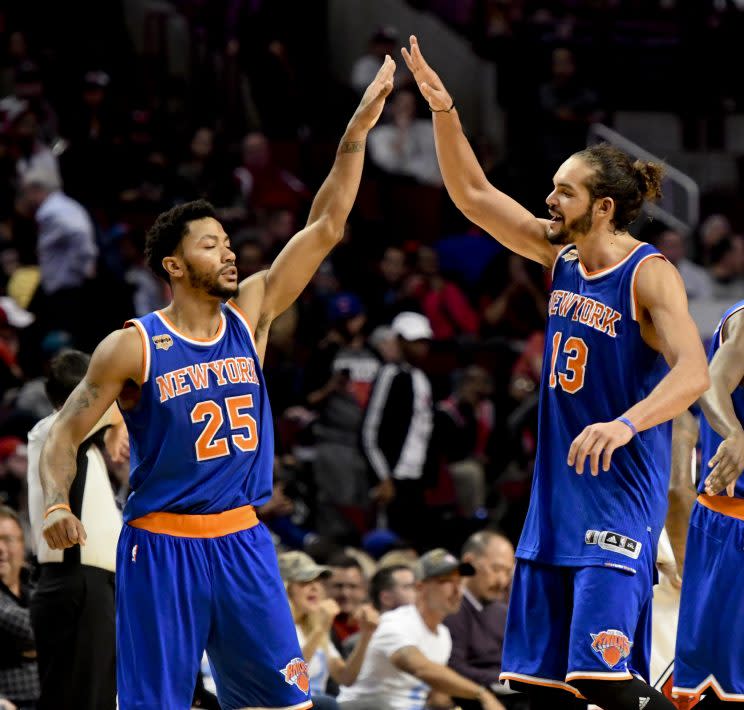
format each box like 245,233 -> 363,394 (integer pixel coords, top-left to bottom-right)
120,301 -> 273,522
517,242 -> 672,574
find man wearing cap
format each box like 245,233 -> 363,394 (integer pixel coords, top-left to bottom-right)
362,311 -> 436,547
337,548 -> 505,710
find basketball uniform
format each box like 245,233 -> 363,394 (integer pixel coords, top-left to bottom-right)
674,300 -> 744,703
118,302 -> 312,710
500,243 -> 672,695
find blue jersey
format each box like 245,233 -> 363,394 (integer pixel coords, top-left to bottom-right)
121,301 -> 273,522
698,300 -> 744,498
517,243 -> 671,573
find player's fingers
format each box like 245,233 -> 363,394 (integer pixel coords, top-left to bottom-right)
401,46 -> 416,72
45,524 -> 63,550
575,434 -> 598,475
410,35 -> 432,72
567,430 -> 586,466
602,441 -> 618,472
588,438 -> 606,477
726,481 -> 736,497
65,518 -> 79,544
708,448 -> 722,468
77,520 -> 87,546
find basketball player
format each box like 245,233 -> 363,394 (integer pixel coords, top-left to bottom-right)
673,300 -> 744,707
402,36 -> 709,710
38,56 -> 395,710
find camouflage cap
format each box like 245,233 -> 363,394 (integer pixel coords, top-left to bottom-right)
278,551 -> 333,583
415,548 -> 475,582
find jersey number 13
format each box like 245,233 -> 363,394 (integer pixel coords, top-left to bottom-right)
548,331 -> 588,394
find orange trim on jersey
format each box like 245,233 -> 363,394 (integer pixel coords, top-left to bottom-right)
565,671 -> 633,682
128,504 -> 258,538
697,493 -> 744,521
124,320 -> 149,384
631,253 -> 667,321
674,680 -> 744,702
157,309 -> 226,343
226,299 -> 257,343
579,242 -> 645,277
499,673 -> 584,698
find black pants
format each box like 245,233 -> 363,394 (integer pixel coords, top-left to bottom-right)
30,564 -> 116,710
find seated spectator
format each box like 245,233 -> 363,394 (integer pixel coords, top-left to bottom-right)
0,505 -> 40,709
697,213 -> 731,265
337,549 -> 505,710
0,438 -> 27,515
325,554 -> 368,652
436,366 -> 495,518
445,532 -> 518,709
708,234 -> 744,300
406,246 -> 479,341
364,246 -> 410,328
351,27 -> 400,96
369,564 -> 416,613
279,551 -> 379,709
368,89 -> 442,187
233,131 -> 309,214
652,228 -> 713,301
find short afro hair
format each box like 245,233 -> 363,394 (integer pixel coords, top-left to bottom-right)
46,349 -> 90,409
144,199 -> 218,282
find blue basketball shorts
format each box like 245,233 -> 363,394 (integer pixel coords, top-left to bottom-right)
116,508 -> 312,710
674,497 -> 744,703
500,557 -> 654,696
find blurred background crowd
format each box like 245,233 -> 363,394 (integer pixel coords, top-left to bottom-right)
0,1 -> 743,708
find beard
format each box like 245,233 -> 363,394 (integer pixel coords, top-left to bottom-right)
185,260 -> 239,299
547,202 -> 594,245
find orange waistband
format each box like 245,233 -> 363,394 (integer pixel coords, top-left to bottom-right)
697,494 -> 744,521
128,504 -> 258,538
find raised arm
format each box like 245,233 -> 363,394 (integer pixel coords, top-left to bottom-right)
234,56 -> 395,350
568,258 -> 709,475
41,327 -> 141,549
402,35 -> 557,267
700,309 -> 744,496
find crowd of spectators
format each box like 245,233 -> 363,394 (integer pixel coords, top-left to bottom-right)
1,1 -> 744,707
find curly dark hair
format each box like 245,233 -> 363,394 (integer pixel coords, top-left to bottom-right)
144,199 -> 219,281
573,143 -> 664,232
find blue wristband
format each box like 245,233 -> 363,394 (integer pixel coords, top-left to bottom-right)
616,416 -> 637,437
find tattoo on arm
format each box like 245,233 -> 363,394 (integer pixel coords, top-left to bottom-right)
339,140 -> 365,154
71,381 -> 100,415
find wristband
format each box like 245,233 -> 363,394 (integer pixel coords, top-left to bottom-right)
429,99 -> 455,113
616,416 -> 637,437
44,503 -> 71,519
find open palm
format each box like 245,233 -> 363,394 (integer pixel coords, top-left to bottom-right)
352,55 -> 395,132
401,35 -> 452,111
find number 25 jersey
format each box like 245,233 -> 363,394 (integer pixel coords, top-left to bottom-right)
120,301 -> 273,522
517,242 -> 672,573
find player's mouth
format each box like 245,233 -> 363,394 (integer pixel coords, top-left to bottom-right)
221,267 -> 238,280
549,211 -> 563,224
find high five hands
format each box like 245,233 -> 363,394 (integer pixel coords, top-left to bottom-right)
349,55 -> 396,134
401,35 -> 454,112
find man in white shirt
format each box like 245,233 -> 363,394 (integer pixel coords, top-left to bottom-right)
338,548 -> 505,710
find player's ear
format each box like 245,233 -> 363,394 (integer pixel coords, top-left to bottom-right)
162,255 -> 183,279
596,197 -> 614,219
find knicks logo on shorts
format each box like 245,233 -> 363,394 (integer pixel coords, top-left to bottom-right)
152,334 -> 174,351
590,629 -> 632,668
279,657 -> 309,694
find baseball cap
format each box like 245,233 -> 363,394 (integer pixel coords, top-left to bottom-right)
278,551 -> 333,583
414,548 -> 474,581
327,292 -> 364,323
391,311 -> 433,341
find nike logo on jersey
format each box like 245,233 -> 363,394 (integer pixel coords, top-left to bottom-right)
156,357 -> 260,403
639,698 -> 650,709
548,289 -> 622,337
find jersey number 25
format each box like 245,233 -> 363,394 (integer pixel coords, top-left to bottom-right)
190,394 -> 258,462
